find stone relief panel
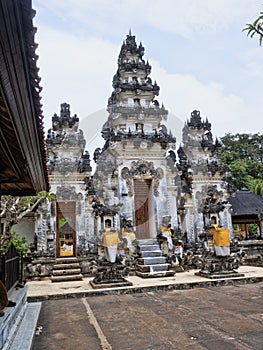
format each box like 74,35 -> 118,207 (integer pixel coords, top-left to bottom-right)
56,186 -> 83,201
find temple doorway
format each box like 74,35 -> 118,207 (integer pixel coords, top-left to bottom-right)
56,201 -> 76,257
134,179 -> 153,239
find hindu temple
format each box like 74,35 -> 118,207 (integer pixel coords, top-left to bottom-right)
26,31 -> 243,280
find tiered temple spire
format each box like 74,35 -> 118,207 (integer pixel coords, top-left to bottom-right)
102,31 -> 175,149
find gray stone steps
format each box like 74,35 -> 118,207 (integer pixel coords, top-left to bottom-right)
1,286 -> 28,350
138,256 -> 166,265
52,268 -> 81,276
7,302 -> 41,350
51,274 -> 83,282
135,239 -> 175,278
137,239 -> 158,246
51,257 -> 83,282
54,257 -> 78,264
139,244 -> 160,251
140,250 -> 162,257
136,270 -> 175,278
53,263 -> 80,270
136,263 -> 170,273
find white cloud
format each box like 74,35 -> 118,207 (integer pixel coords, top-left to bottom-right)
151,60 -> 244,137
34,0 -> 262,39
35,26 -> 119,131
33,0 -> 262,142
242,47 -> 263,78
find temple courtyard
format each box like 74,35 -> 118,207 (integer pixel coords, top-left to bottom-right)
31,275 -> 263,350
14,266 -> 262,350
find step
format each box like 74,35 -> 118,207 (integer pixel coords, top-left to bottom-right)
53,263 -> 80,270
139,244 -> 160,251
136,263 -> 170,273
0,286 -> 28,350
137,239 -> 158,246
55,257 -> 78,264
136,270 -> 175,278
138,257 -> 166,265
140,250 -> 162,257
8,302 -> 41,350
51,274 -> 83,282
52,268 -> 81,276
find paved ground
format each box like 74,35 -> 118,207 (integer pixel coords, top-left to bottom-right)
32,281 -> 263,350
27,266 -> 263,301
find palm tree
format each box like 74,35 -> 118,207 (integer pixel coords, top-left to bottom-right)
250,179 -> 263,196
243,11 -> 263,45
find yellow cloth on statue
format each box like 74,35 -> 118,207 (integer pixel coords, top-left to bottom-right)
161,227 -> 172,236
103,232 -> 120,247
122,231 -> 135,242
212,228 -> 230,247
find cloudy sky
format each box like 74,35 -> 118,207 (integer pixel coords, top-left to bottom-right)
32,0 -> 263,152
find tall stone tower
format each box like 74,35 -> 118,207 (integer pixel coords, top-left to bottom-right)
176,110 -> 233,243
44,103 -> 93,257
93,31 -> 178,238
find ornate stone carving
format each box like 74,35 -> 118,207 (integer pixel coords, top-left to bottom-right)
121,160 -> 164,196
201,185 -> 227,218
52,159 -> 79,174
78,151 -> 92,173
46,103 -> 85,151
176,146 -> 193,196
56,186 -> 83,200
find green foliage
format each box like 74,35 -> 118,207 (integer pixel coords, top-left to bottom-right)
250,178 -> 263,196
0,191 -> 55,244
218,133 -> 263,193
243,11 -> 263,45
248,223 -> 258,237
0,230 -> 29,258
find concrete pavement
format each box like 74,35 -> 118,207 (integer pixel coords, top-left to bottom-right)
31,278 -> 263,350
7,265 -> 262,350
27,265 -> 263,301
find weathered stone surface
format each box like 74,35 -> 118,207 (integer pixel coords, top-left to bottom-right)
32,282 -> 263,350
51,274 -> 83,282
52,269 -> 81,276
51,258 -> 83,282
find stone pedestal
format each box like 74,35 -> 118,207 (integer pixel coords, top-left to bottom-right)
89,263 -> 132,289
195,270 -> 244,279
195,255 -> 245,279
90,278 -> 132,289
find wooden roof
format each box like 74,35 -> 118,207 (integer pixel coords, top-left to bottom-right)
229,191 -> 263,221
0,0 -> 49,195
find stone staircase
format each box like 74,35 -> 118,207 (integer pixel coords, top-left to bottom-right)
0,285 -> 41,350
136,239 -> 175,278
51,257 -> 83,282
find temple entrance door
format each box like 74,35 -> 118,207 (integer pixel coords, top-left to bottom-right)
134,179 -> 152,239
56,201 -> 76,258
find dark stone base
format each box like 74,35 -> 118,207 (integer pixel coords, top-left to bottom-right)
90,278 -> 133,289
195,270 -> 245,279
136,270 -> 175,278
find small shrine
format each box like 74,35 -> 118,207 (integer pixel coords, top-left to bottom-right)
195,224 -> 245,278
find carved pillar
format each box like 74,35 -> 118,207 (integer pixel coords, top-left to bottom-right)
222,203 -> 234,239
184,204 -> 195,243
